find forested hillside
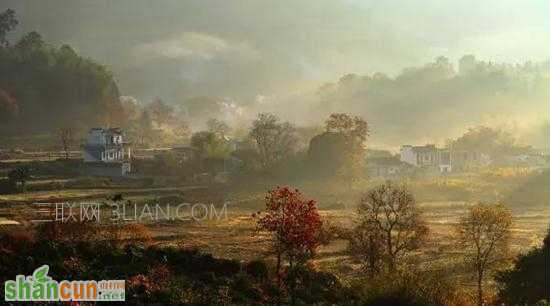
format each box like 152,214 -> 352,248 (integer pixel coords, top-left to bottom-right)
0,9 -> 126,137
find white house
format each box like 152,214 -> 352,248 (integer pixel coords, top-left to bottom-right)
83,128 -> 131,175
400,144 -> 489,173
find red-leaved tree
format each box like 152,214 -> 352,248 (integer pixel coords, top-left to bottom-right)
256,186 -> 322,282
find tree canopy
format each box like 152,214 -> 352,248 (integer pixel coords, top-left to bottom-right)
0,9 -> 127,137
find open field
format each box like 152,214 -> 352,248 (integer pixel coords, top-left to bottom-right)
1,167 -> 549,304
142,202 -> 550,261
1,166 -> 549,281
2,185 -> 547,272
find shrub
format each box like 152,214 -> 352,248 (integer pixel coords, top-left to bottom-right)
121,223 -> 153,246
496,229 -> 550,305
246,260 -> 268,279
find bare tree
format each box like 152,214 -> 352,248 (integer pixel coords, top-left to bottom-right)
57,127 -> 73,159
456,203 -> 512,306
355,182 -> 429,272
345,221 -> 385,276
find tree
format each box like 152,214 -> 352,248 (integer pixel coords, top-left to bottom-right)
355,182 -> 428,272
344,221 -> 385,276
56,127 -> 73,159
307,132 -> 347,178
0,25 -> 127,136
495,228 -> 550,305
147,98 -> 175,126
456,203 -> 512,306
324,113 -> 369,188
451,126 -> 529,158
173,120 -> 191,144
256,186 -> 322,300
133,110 -> 154,147
14,31 -> 44,50
0,9 -> 18,47
191,131 -> 220,156
249,113 -> 297,170
8,166 -> 30,192
206,118 -> 230,138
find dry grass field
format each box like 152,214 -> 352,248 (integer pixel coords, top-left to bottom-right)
1,169 -> 549,283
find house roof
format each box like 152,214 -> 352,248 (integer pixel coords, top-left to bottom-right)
412,145 -> 436,153
89,127 -> 122,135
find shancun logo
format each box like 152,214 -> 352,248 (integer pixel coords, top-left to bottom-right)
4,265 -> 125,302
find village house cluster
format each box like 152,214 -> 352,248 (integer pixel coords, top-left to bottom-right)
80,127 -> 549,179
400,144 -> 490,173
365,143 -> 548,178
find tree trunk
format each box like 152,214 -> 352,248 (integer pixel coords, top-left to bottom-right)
276,250 -> 281,306
387,232 -> 395,272
289,258 -> 296,306
477,269 -> 484,306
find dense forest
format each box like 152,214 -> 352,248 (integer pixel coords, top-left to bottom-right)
0,9 -> 125,137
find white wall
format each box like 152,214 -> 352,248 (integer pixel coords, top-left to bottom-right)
400,146 -> 417,166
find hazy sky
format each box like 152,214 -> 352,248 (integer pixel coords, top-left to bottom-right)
3,0 -> 550,104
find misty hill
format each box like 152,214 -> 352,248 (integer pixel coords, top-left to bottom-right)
0,30 -> 125,137
310,56 -> 549,148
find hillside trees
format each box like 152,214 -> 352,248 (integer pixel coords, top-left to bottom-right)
451,126 -> 530,158
0,9 -> 127,136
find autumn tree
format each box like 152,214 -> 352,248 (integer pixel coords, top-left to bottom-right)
256,186 -> 322,298
56,127 -> 73,159
456,203 -> 512,306
249,113 -> 298,170
355,182 -> 428,272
